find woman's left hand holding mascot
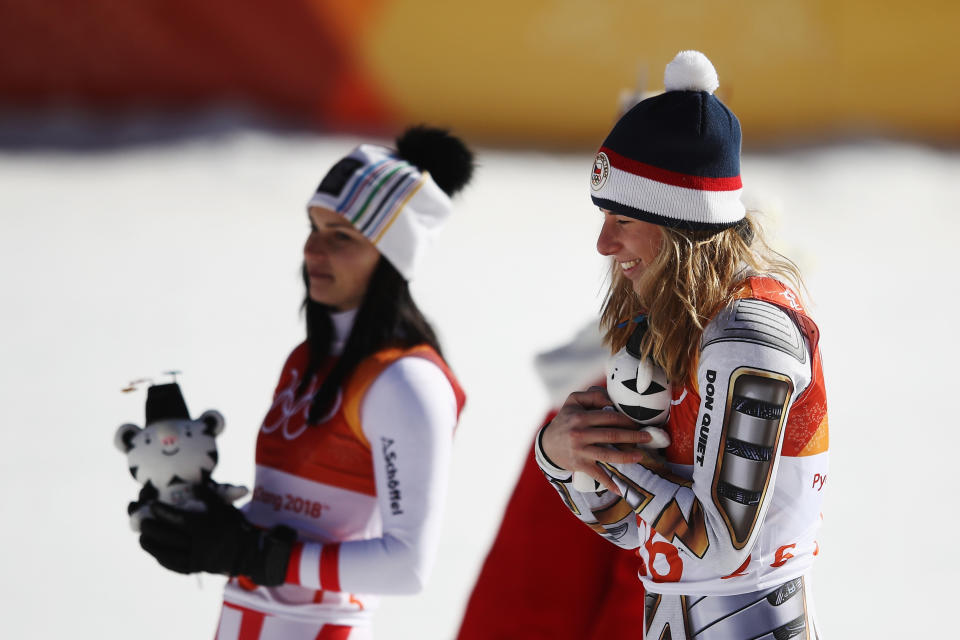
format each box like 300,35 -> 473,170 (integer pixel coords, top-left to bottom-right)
114,380 -> 295,586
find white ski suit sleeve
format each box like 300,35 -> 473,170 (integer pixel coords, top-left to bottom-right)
537,299 -> 812,580
288,357 -> 457,594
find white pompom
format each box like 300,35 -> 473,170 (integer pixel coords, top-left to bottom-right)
664,50 -> 719,94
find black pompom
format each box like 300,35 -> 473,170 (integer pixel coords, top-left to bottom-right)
395,125 -> 474,197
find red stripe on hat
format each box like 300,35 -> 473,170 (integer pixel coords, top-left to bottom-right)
285,542 -> 303,585
222,603 -> 266,640
600,146 -> 742,191
320,543 -> 341,591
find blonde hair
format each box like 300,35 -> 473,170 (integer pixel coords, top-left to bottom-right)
600,213 -> 805,385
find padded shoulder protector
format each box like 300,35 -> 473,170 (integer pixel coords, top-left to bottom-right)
702,299 -> 807,364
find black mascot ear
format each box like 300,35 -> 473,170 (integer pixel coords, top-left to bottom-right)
625,316 -> 649,358
114,423 -> 142,453
199,409 -> 225,437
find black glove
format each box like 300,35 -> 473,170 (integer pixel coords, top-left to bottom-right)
128,482 -> 159,516
127,483 -> 160,529
139,484 -> 296,586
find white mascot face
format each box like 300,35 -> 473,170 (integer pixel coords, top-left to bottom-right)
113,410 -> 224,506
606,347 -> 671,425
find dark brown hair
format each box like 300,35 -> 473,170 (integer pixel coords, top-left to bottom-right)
298,257 -> 442,423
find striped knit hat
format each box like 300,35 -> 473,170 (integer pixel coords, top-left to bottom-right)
306,142 -> 455,280
590,50 -> 744,231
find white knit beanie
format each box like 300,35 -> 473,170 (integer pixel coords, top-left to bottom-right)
306,127 -> 473,280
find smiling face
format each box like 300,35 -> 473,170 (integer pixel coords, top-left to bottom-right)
595,210 -> 664,281
304,207 -> 381,310
117,418 -> 220,504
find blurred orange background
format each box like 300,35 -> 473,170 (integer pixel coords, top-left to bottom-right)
1,0 -> 957,147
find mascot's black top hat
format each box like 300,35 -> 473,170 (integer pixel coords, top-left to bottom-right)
145,383 -> 190,424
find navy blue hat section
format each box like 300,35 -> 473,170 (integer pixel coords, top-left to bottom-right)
603,91 -> 741,181
589,51 -> 746,232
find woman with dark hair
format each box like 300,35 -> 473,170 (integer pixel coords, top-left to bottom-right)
536,51 -> 828,638
138,126 -> 474,639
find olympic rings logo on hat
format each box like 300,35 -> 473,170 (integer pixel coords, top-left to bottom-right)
591,152 -> 610,191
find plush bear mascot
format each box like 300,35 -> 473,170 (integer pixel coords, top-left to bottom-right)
115,382 -> 247,531
572,318 -> 672,492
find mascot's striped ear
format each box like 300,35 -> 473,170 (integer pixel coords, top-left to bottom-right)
114,423 -> 141,453
200,409 -> 225,437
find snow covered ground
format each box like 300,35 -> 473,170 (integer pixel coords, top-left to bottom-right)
1,132 -> 956,638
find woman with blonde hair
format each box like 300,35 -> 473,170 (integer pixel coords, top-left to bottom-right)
537,51 -> 828,638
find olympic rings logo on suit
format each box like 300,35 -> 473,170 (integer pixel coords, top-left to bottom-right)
260,368 -> 343,439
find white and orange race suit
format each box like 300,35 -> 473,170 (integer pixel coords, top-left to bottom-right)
537,277 -> 828,639
219,312 -> 465,638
